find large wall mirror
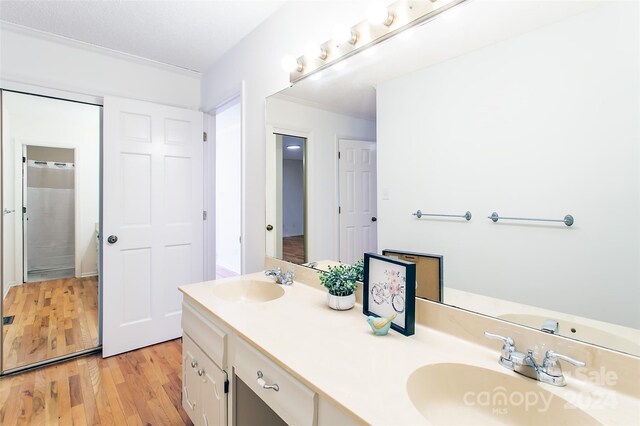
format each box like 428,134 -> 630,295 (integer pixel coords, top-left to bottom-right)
1,91 -> 101,373
266,0 -> 640,356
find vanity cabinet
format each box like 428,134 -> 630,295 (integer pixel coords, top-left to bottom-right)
183,335 -> 228,426
182,302 -> 229,426
233,337 -> 317,426
181,298 -> 356,426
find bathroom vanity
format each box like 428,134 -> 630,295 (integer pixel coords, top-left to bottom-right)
179,259 -> 640,425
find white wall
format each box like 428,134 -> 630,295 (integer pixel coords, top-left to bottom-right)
267,97 -> 375,261
0,23 -> 200,108
201,1 -> 376,273
215,100 -> 242,273
282,159 -> 304,237
2,91 -> 101,288
377,3 -> 639,328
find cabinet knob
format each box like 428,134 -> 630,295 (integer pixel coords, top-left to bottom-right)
191,360 -> 198,368
197,369 -> 204,377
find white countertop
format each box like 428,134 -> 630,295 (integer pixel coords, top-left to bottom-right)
180,272 -> 639,425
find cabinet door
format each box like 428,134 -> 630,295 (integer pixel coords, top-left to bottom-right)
200,356 -> 228,426
182,336 -> 201,421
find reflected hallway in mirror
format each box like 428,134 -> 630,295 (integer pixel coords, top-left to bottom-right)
2,90 -> 101,372
280,134 -> 306,265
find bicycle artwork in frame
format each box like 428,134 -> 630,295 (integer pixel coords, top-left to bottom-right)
363,253 -> 416,336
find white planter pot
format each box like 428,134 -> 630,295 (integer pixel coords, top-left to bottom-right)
327,293 -> 355,310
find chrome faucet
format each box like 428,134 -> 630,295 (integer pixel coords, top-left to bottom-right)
265,267 -> 294,285
485,332 -> 585,386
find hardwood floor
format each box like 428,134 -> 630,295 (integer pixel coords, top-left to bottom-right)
283,235 -> 305,264
0,339 -> 193,426
2,277 -> 99,371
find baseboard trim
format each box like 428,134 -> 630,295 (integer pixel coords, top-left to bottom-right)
81,272 -> 98,278
3,281 -> 17,299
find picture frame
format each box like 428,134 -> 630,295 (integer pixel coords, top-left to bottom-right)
382,249 -> 443,303
363,253 -> 416,336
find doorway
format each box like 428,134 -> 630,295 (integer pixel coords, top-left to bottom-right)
1,90 -> 101,373
214,97 -> 242,278
280,135 -> 306,264
23,146 -> 76,282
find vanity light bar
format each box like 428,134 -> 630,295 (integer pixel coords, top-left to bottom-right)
289,0 -> 470,83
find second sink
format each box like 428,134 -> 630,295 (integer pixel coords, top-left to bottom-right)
212,279 -> 285,303
406,363 -> 600,425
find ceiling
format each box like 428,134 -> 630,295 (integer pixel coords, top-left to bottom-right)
273,0 -> 603,121
0,0 -> 285,72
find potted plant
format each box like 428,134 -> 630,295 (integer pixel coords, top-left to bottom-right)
319,260 -> 363,310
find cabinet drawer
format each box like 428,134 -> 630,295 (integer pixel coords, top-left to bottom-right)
235,338 -> 317,426
182,302 -> 227,368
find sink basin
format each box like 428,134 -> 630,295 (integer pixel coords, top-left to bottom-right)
407,363 -> 600,425
499,313 -> 640,356
212,280 -> 285,303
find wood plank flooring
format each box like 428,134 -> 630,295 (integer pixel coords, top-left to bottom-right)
3,277 -> 99,371
0,338 -> 193,426
283,235 -> 305,264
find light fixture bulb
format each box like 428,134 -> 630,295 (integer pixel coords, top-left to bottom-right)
332,23 -> 356,46
304,43 -> 327,61
366,1 -> 394,26
281,55 -> 302,73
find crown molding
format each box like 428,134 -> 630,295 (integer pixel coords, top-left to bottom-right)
0,21 -> 201,78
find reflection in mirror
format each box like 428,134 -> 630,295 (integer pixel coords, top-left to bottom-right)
2,91 -> 100,372
265,1 -> 640,355
280,134 -> 306,264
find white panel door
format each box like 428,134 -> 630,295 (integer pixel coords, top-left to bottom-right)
339,139 -> 377,264
103,96 -> 203,357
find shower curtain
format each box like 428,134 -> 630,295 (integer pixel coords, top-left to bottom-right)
26,160 -> 75,274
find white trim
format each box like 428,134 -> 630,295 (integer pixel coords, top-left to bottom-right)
1,80 -> 104,106
2,281 -> 17,299
1,22 -> 201,77
81,272 -> 98,278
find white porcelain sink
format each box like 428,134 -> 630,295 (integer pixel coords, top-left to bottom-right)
407,363 -> 600,425
212,279 -> 285,303
499,313 -> 640,356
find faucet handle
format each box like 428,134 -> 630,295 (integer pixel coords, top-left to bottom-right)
543,350 -> 585,372
484,332 -> 515,360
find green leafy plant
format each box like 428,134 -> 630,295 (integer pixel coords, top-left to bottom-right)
319,260 -> 363,296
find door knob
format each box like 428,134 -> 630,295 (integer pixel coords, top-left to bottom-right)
266,224 -> 274,231
371,217 -> 377,222
107,235 -> 118,244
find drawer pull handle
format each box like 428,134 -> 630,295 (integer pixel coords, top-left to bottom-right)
256,370 -> 279,391
191,360 -> 198,368
198,369 -> 204,377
